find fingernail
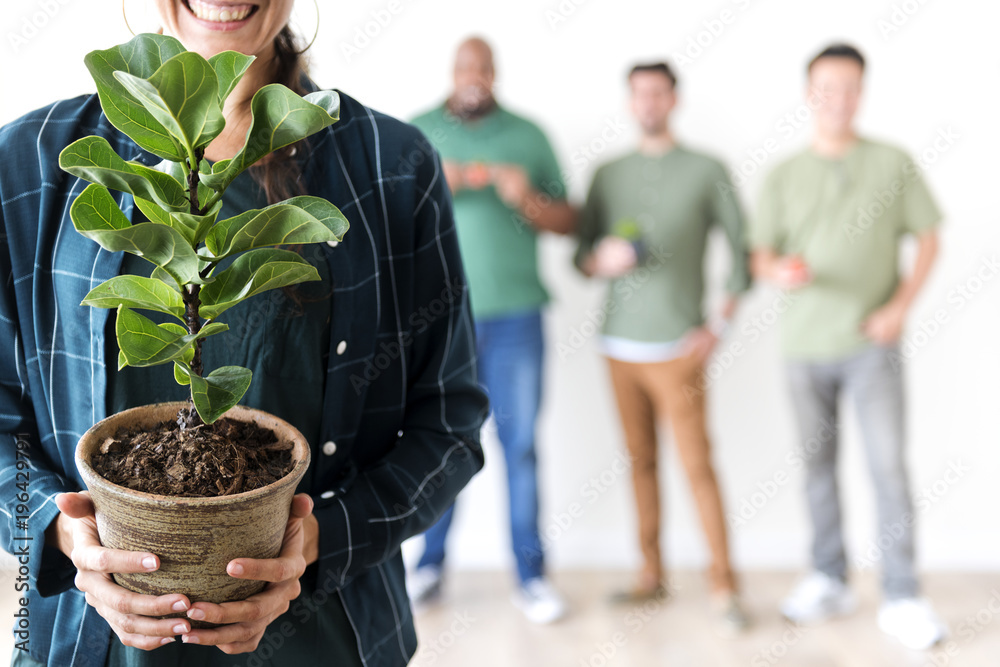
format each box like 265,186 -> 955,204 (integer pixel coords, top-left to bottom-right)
160,637 -> 174,646
187,608 -> 205,621
142,556 -> 157,570
172,623 -> 187,635
181,634 -> 200,644
229,563 -> 244,576
172,600 -> 188,612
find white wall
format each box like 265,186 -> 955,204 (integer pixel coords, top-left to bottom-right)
3,0 -> 997,573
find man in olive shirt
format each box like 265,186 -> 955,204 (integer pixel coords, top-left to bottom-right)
406,37 -> 575,624
576,62 -> 751,634
750,44 -> 946,649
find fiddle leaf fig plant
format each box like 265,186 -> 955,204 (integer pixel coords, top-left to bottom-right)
59,33 -> 349,426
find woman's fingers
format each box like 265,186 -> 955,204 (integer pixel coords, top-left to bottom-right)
79,570 -> 190,618
55,491 -> 94,519
183,579 -> 299,646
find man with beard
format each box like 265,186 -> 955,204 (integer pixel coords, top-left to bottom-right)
406,37 -> 575,624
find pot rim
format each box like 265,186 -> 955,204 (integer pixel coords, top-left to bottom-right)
76,402 -> 311,507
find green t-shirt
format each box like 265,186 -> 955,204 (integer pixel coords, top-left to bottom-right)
574,147 -> 751,343
104,171 -> 363,667
751,137 -> 942,361
410,104 -> 566,320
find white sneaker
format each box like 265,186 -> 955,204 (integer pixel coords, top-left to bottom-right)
878,598 -> 948,650
781,571 -> 857,624
406,565 -> 443,609
512,577 -> 567,624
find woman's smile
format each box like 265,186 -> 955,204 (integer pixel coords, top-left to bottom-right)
183,0 -> 260,31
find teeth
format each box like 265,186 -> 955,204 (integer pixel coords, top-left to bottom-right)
188,0 -> 253,22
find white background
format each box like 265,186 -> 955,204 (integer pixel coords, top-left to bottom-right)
1,0 -> 997,575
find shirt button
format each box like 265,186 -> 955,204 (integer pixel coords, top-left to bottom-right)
326,240 -> 339,247
320,490 -> 335,499
336,340 -> 347,355
322,440 -> 338,456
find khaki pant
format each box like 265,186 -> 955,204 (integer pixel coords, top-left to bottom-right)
607,353 -> 737,594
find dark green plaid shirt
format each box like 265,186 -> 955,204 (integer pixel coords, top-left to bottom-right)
0,84 -> 487,667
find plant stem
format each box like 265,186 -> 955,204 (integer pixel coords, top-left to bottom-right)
180,148 -> 206,431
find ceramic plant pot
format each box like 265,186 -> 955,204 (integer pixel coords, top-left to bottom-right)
75,402 -> 310,613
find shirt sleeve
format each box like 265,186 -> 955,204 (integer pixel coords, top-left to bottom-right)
708,161 -> 752,294
0,191 -> 77,599
573,167 -> 606,272
750,167 -> 786,253
898,153 -> 943,235
312,139 -> 488,588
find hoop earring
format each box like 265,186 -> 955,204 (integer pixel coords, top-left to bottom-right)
122,0 -> 135,36
293,0 -> 321,55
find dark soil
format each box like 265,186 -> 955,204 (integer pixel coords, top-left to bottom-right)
92,407 -> 295,497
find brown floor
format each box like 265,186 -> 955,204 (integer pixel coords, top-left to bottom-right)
410,570 -> 1000,667
2,570 -> 998,666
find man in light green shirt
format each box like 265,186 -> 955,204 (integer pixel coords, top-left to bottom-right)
750,44 -> 946,649
406,37 -> 575,625
576,62 -> 751,635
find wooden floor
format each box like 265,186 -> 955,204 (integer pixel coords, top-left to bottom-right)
2,570 -> 998,666
410,571 -> 1000,667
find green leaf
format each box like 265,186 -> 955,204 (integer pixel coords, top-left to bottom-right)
70,184 -> 201,286
209,51 -> 255,105
199,248 -> 321,319
59,136 -> 188,212
204,196 -> 349,259
201,86 -> 340,192
84,33 -> 188,161
114,51 -> 225,157
115,306 -> 227,368
134,196 -> 173,226
169,200 -> 222,246
81,275 -> 185,321
190,366 -> 252,424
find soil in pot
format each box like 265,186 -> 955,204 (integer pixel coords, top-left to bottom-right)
91,407 -> 294,497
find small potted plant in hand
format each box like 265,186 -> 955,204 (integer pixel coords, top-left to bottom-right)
59,33 -> 348,615
611,217 -> 648,264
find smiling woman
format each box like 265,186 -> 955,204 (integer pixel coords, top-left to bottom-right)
0,1 -> 488,667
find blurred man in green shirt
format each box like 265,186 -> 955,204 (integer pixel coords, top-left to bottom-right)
750,44 -> 947,649
406,37 -> 575,624
576,62 -> 751,635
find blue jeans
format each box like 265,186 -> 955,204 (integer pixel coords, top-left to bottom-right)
418,309 -> 545,584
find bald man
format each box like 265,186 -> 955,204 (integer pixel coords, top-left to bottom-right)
406,37 -> 574,624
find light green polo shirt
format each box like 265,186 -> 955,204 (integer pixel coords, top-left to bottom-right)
751,137 -> 942,361
410,104 -> 566,320
574,146 -> 752,343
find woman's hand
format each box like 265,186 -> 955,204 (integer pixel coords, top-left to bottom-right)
54,492 -> 193,650
180,493 -> 315,654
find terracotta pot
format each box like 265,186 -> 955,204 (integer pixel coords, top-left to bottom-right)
75,402 -> 310,619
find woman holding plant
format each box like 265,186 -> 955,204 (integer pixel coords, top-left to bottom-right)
0,1 -> 487,666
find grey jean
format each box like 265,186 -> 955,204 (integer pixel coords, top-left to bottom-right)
785,343 -> 918,599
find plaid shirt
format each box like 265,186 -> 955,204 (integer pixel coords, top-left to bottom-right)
0,86 -> 487,667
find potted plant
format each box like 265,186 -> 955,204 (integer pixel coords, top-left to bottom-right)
58,33 -> 348,618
